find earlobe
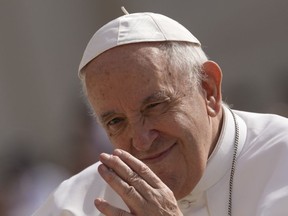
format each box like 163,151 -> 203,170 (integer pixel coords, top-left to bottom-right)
206,96 -> 218,116
201,61 -> 223,117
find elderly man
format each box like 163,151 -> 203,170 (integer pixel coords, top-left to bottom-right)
34,11 -> 288,216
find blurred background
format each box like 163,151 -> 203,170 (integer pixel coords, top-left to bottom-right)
0,0 -> 287,215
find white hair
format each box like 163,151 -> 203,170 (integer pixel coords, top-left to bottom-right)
158,41 -> 208,90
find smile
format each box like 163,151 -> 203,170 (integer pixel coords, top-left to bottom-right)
141,143 -> 176,164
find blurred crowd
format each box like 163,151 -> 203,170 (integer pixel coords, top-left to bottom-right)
0,105 -> 113,215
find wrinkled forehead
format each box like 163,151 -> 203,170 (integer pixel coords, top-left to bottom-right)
84,44 -> 174,115
84,43 -> 190,114
84,42 -> 192,98
84,43 -> 166,78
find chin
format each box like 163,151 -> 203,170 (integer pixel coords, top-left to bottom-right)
158,173 -> 185,197
163,174 -> 198,200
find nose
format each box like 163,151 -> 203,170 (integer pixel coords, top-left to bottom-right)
131,120 -> 159,151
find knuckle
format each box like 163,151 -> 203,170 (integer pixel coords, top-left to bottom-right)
128,170 -> 139,182
105,170 -> 117,183
115,209 -> 126,216
145,189 -> 156,200
138,164 -> 150,176
117,210 -> 127,216
127,170 -> 145,187
109,155 -> 120,168
124,185 -> 137,197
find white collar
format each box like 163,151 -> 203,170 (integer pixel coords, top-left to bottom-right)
178,105 -> 247,204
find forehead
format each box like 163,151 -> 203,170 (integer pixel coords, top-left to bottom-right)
85,43 -> 165,75
84,43 -> 185,116
85,45 -> 162,92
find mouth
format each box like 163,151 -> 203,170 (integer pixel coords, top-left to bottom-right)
140,143 -> 176,164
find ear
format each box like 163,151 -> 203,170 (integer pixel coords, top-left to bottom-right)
201,61 -> 222,117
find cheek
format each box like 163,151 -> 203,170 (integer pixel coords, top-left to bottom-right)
108,132 -> 131,152
164,110 -> 199,138
167,106 -> 210,157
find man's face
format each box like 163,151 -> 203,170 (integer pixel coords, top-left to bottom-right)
85,43 -> 220,199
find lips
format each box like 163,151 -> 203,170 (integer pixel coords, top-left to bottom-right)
140,143 -> 176,164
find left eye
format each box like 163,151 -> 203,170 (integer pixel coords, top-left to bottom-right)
146,103 -> 161,109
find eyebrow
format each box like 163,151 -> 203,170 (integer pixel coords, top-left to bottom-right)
142,90 -> 170,105
99,111 -> 116,123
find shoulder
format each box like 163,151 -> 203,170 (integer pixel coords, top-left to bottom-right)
234,110 -> 288,140
234,109 -> 288,127
233,111 -> 288,214
234,110 -> 288,159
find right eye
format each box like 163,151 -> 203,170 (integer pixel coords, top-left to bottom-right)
106,117 -> 125,135
107,117 -> 123,126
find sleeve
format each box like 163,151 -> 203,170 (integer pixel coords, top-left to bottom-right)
256,122 -> 288,216
32,187 -> 77,216
31,162 -> 103,216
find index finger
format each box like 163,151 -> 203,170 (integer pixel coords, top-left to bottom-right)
112,149 -> 164,189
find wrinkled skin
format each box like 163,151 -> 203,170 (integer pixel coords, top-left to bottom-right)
96,149 -> 183,216
84,43 -> 223,215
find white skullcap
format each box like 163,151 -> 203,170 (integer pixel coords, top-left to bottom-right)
78,12 -> 201,78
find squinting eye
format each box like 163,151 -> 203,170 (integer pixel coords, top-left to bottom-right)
143,99 -> 170,115
107,117 -> 123,126
146,102 -> 161,109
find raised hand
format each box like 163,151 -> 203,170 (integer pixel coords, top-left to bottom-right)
95,149 -> 183,216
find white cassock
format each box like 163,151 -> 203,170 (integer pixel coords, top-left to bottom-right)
33,106 -> 288,216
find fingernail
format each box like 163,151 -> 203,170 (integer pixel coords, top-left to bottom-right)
95,198 -> 106,211
113,149 -> 122,156
99,153 -> 110,161
94,198 -> 101,206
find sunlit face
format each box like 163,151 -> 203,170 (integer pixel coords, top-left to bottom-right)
85,43 -> 222,199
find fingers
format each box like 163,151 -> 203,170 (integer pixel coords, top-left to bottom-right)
98,161 -> 145,208
95,198 -> 132,216
99,149 -> 163,189
99,153 -> 150,189
113,149 -> 163,188
98,149 -> 163,207
97,149 -> 181,216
